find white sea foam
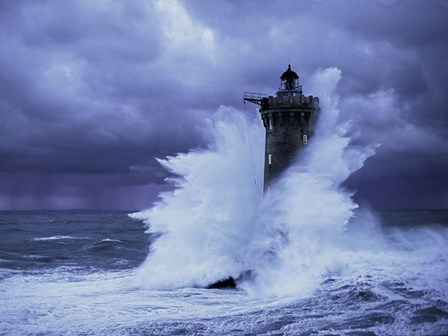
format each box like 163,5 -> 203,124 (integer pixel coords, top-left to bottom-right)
131,107 -> 265,289
1,243 -> 447,336
98,238 -> 122,243
131,67 -> 377,295
131,68 -> 447,299
33,235 -> 86,241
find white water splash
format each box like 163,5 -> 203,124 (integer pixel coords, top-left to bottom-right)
131,67 -> 378,295
132,108 -> 265,289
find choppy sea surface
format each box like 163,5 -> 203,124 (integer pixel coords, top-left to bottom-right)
0,209 -> 447,336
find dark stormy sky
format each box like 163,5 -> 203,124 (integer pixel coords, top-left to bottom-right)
0,0 -> 447,210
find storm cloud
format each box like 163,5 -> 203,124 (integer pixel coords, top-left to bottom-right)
0,0 -> 447,210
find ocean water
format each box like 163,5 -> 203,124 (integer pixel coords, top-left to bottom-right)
0,210 -> 447,335
1,68 -> 447,335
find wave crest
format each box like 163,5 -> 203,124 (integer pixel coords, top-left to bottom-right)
133,68 -> 377,296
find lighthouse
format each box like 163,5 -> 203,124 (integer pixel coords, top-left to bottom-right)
208,65 -> 320,289
244,64 -> 319,189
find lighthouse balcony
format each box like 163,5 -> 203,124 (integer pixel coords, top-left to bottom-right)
264,95 -> 318,108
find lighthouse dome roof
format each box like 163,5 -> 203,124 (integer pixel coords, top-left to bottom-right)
280,64 -> 298,81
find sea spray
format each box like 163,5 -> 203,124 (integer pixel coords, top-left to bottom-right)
132,109 -> 265,288
239,68 -> 377,296
132,67 -> 377,295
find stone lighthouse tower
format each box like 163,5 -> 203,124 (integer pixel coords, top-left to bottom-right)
244,64 -> 319,189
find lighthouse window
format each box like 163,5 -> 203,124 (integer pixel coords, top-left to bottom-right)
303,135 -> 308,144
269,119 -> 273,130
268,154 -> 272,165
